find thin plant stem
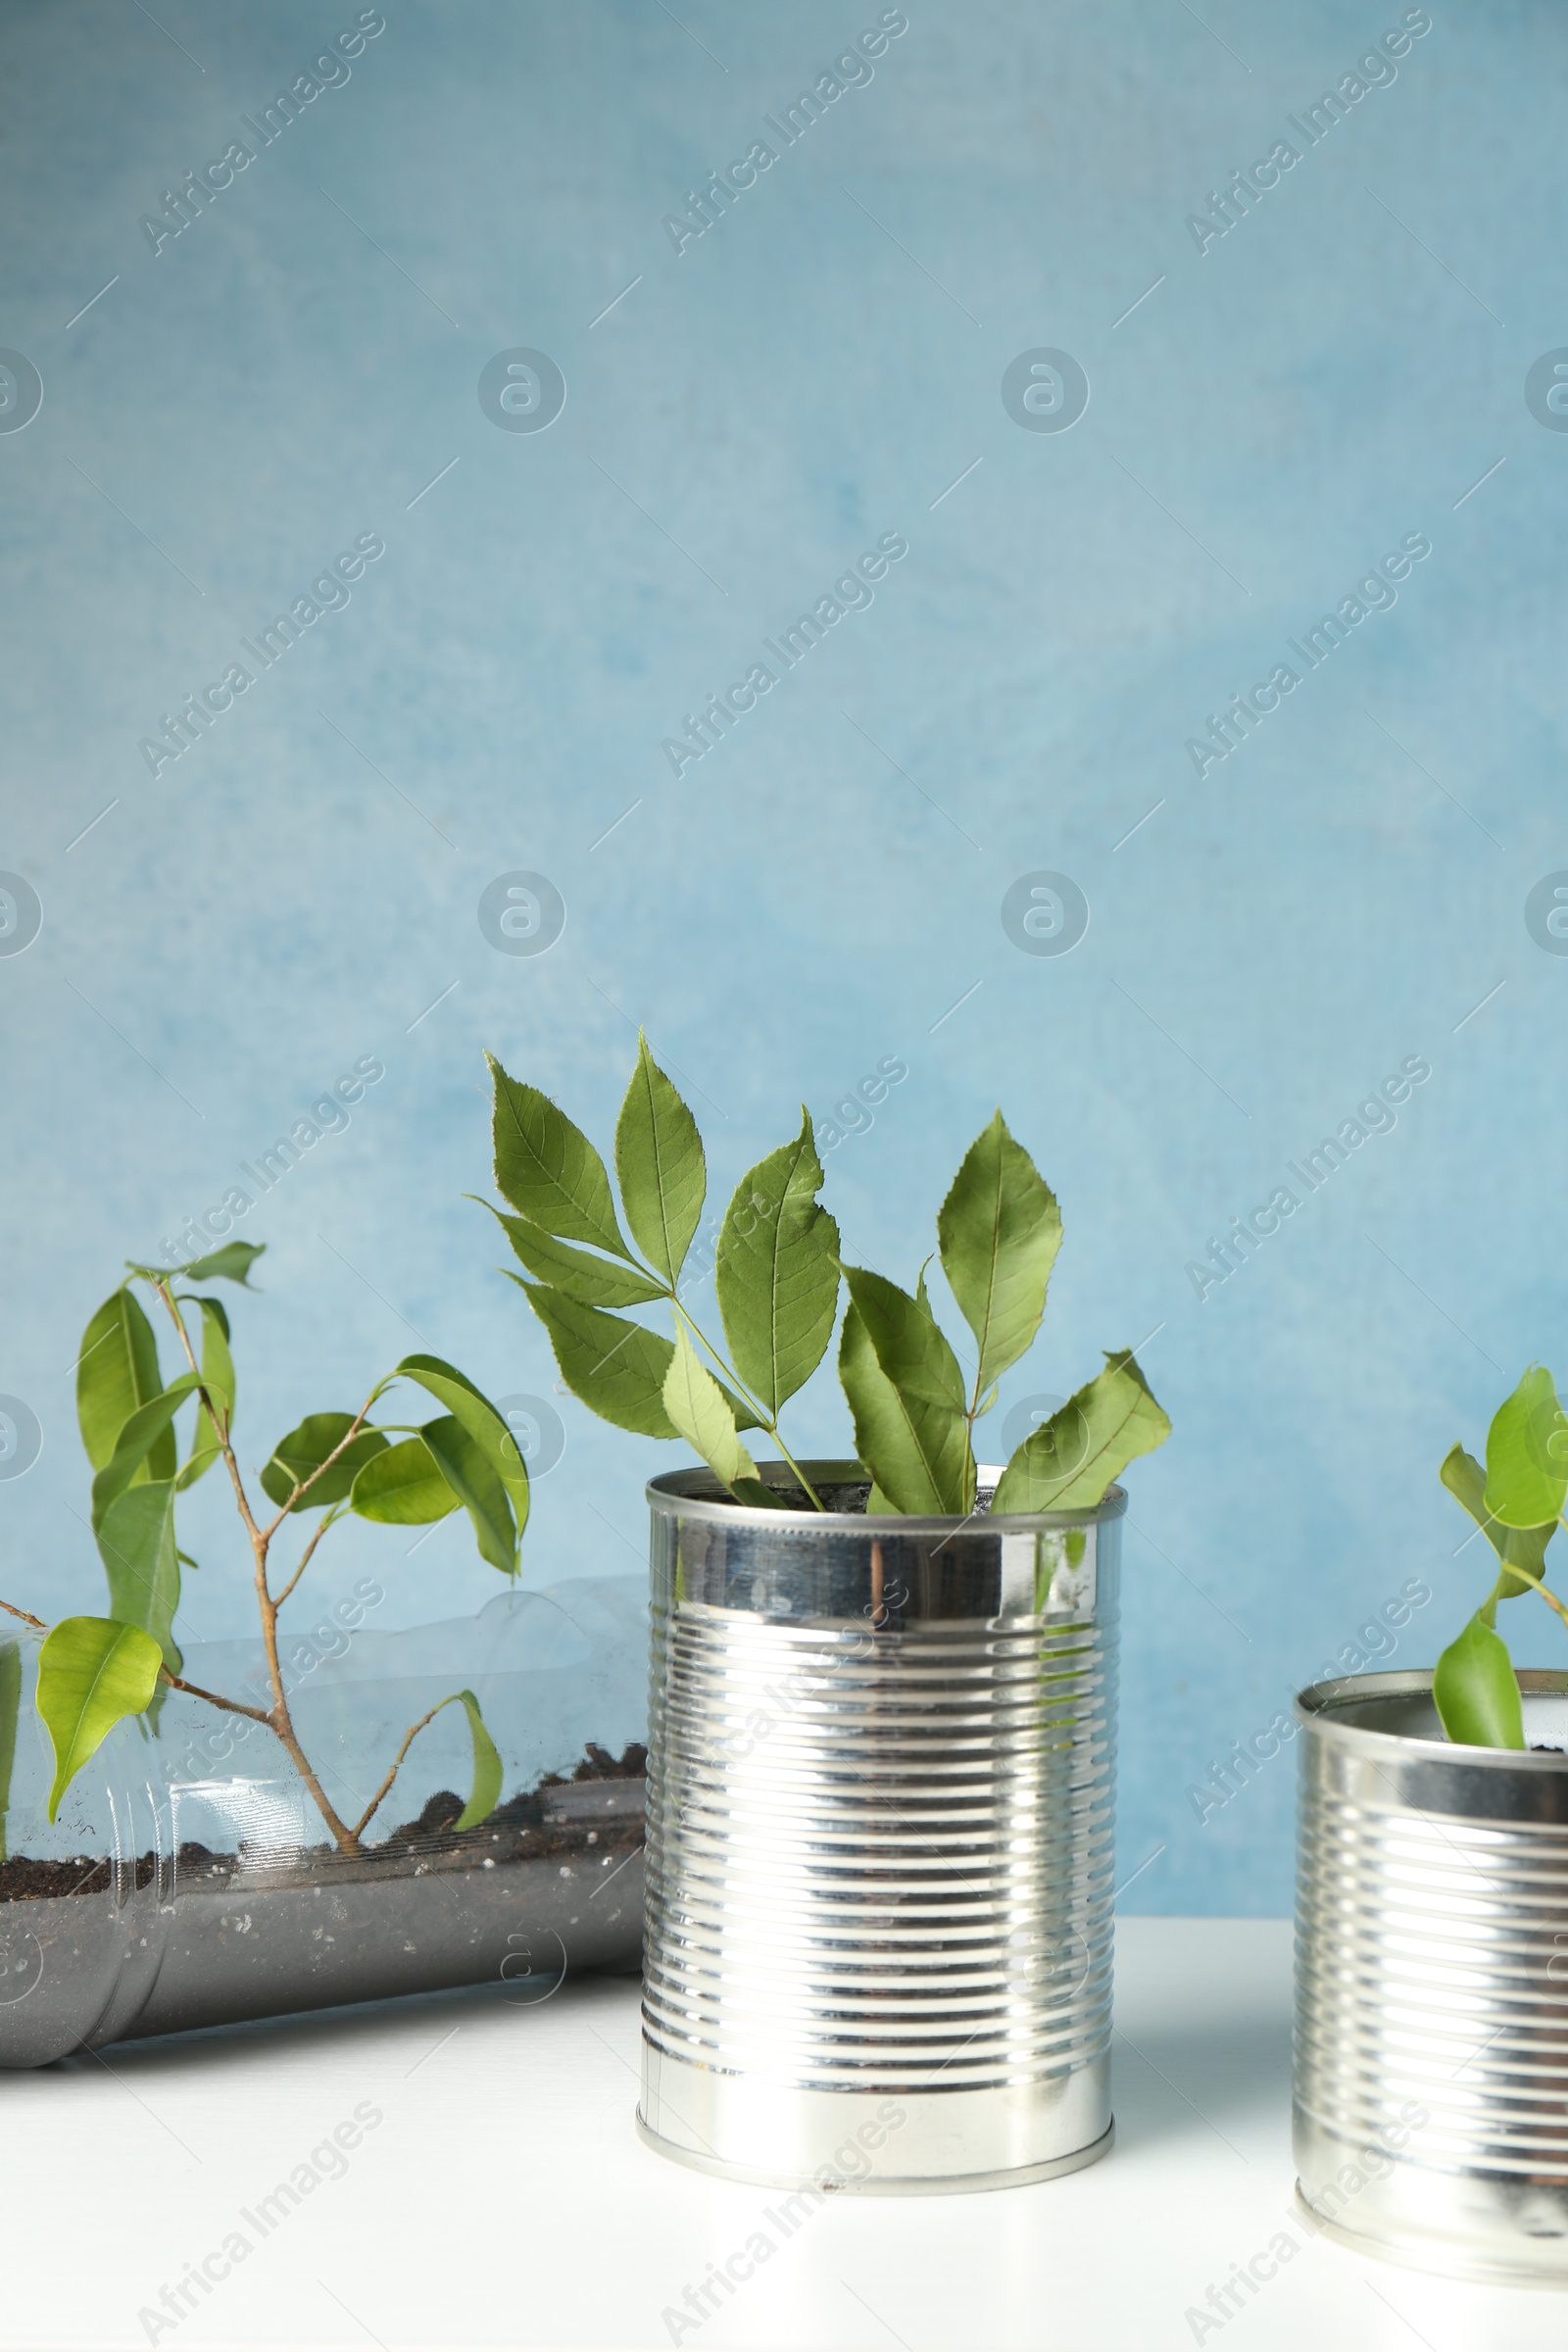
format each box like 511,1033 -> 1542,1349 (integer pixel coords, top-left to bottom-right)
353,1705 -> 440,1838
517,1199 -> 833,1513
258,1385 -> 388,1542
1535,1573 -> 1568,1633
272,1505 -> 346,1609
669,1298 -> 826,1510
0,1595 -> 275,1727
159,1670 -> 272,1726
148,1277 -> 366,1859
757,1428 -> 826,1512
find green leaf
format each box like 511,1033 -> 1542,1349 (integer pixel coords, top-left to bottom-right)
95,1479 -> 182,1675
188,1297 -> 235,1414
418,1415 -> 517,1574
37,1617 -> 163,1820
176,1298 -> 235,1491
485,1205 -> 665,1306
1441,1443 -> 1554,1600
351,1436 -> 461,1525
126,1242 -> 265,1288
715,1112 -> 841,1416
841,1265 -> 968,1413
389,1356 -> 528,1560
522,1287 -> 677,1435
1433,1611 -> 1526,1749
0,1642 -> 19,1864
1483,1366 -> 1568,1531
89,1374 -> 199,1530
837,1294 -> 972,1516
992,1350 -> 1171,1513
731,1476 -> 780,1508
519,1286 -> 762,1439
75,1288 -> 172,1480
614,1033 -> 706,1286
488,1054 -> 635,1262
444,1690 -> 503,1832
936,1111 -> 1063,1399
261,1413 -> 390,1512
662,1324 -> 759,1493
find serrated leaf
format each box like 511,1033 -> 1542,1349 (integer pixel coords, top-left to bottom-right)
488,1054 -> 634,1261
521,1288 -> 763,1439
444,1690 -> 503,1832
1441,1443 -> 1553,1600
522,1288 -> 676,1436
1483,1366 -> 1568,1531
261,1412 -> 391,1512
95,1479 -> 182,1675
937,1111 -> 1062,1398
126,1242 -> 265,1288
841,1265 -> 968,1413
615,1034 -> 706,1286
992,1349 -> 1170,1513
1433,1611 -> 1525,1749
90,1374 -> 199,1530
715,1112 -> 841,1416
838,1296 -> 972,1516
662,1324 -> 759,1493
76,1288 -> 172,1480
390,1356 -> 528,1560
485,1205 -> 665,1306
731,1477 -> 780,1508
351,1436 -> 462,1525
418,1414 -> 516,1573
37,1617 -> 164,1820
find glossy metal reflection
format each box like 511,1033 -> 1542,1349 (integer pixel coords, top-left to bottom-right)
639,1463 -> 1123,2192
1294,1672 -> 1568,2283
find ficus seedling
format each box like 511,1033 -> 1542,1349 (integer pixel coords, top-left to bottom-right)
483,1039 -> 1171,1514
0,1243 -> 521,1852
1434,1364 -> 1568,1747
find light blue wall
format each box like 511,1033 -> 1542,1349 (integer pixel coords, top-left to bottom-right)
2,0 -> 1564,1912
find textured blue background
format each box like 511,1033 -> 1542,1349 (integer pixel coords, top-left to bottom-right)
1,0 -> 1564,1913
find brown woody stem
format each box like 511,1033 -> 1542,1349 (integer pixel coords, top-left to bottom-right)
150,1278 -> 365,1860
158,1670 -> 272,1726
352,1705 -> 441,1839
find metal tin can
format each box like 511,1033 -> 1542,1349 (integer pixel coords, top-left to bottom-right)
638,1461 -> 1123,2192
1294,1670 -> 1568,2283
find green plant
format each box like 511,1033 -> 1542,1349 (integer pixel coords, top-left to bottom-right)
1434,1365 -> 1568,1747
0,1241 -> 522,1852
483,1040 -> 1170,1514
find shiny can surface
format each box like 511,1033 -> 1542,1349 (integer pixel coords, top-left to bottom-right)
639,1462 -> 1123,2192
1294,1671 -> 1568,2284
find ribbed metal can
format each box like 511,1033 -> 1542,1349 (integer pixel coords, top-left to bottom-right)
638,1461 -> 1123,2192
1294,1671 -> 1568,2284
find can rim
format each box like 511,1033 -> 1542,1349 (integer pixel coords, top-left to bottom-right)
1294,1666 -> 1568,1767
646,1458 -> 1128,1534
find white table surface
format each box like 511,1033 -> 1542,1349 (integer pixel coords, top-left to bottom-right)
8,1917 -> 1559,2351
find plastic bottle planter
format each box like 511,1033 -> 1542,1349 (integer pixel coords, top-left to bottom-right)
638,1464 -> 1122,2193
1294,1671 -> 1568,2284
0,1579 -> 647,2065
